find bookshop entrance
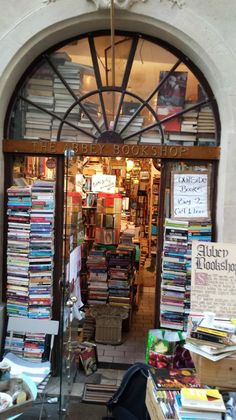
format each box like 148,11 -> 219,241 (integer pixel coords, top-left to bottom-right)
1,27 -> 221,417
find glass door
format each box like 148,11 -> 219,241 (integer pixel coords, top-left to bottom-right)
59,149 -> 85,417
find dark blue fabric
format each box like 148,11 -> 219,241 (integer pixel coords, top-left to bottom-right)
107,363 -> 150,420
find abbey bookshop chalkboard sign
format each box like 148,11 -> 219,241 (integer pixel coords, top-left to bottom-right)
171,171 -> 210,220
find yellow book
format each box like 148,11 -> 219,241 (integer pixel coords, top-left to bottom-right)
181,388 -> 226,413
181,388 -> 221,401
196,326 -> 228,338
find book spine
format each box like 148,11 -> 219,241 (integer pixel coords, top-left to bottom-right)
190,330 -> 226,344
196,326 -> 228,338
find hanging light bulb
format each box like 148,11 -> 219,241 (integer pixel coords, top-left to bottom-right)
126,159 -> 134,172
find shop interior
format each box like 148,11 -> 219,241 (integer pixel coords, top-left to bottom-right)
10,153 -> 161,344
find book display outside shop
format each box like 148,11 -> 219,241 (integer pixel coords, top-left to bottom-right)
2,29 -> 235,420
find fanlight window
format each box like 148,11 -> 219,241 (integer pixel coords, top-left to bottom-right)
6,32 -> 219,146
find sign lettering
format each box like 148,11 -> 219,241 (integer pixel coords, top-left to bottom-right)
191,241 -> 236,318
2,140 -> 220,160
171,171 -> 209,219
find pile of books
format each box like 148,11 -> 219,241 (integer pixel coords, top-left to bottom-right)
95,193 -> 122,245
185,316 -> 236,361
107,248 -> 135,307
28,180 -> 55,321
175,388 -> 226,419
160,219 -> 212,332
148,369 -> 226,420
6,181 -> 55,360
24,69 -> 54,140
87,248 -> 108,305
146,366 -> 201,420
52,55 -> 82,141
116,115 -> 144,143
160,219 -> 189,331
197,106 -> 215,134
6,186 -> 32,318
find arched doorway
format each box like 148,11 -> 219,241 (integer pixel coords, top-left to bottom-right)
2,30 -> 220,415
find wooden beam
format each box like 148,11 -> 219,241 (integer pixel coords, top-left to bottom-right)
2,140 -> 220,160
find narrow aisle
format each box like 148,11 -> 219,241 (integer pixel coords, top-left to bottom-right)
96,283 -> 155,365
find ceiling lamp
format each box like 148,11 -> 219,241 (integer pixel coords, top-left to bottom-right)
126,159 -> 134,172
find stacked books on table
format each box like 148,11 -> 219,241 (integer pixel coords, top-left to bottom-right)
87,248 -> 108,305
148,368 -> 226,420
175,388 -> 226,419
185,316 -> 236,361
146,367 -> 201,420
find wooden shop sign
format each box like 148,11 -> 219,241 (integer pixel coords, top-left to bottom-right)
2,140 -> 220,160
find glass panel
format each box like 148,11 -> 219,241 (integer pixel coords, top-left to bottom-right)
94,35 -> 132,86
60,153 -> 84,414
7,33 -> 218,147
21,59 -> 55,140
128,39 -> 178,101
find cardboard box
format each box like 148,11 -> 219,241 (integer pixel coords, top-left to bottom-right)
0,377 -> 34,419
191,352 -> 236,389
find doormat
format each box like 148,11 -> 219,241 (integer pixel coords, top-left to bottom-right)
82,383 -> 118,405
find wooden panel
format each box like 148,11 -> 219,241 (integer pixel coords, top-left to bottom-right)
191,351 -> 236,389
2,140 -> 220,160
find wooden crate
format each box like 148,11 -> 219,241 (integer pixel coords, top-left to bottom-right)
191,352 -> 236,389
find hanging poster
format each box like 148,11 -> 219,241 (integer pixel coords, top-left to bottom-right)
66,246 -> 83,320
191,241 -> 236,318
171,171 -> 210,220
92,174 -> 116,193
157,71 -> 188,108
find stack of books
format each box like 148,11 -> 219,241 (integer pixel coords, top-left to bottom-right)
95,193 -> 122,245
175,388 -> 226,419
197,106 -> 215,135
27,180 -> 55,360
181,111 -> 198,134
140,128 -> 162,144
160,219 -> 189,331
24,71 -> 54,140
107,248 -> 135,307
185,316 -> 236,361
28,180 -> 55,321
87,248 -> 108,305
51,53 -> 82,141
6,186 -> 32,318
160,219 -> 212,331
5,182 -> 55,361
146,367 -> 201,420
116,115 -> 144,143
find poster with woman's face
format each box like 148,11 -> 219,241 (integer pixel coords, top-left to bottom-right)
157,71 -> 188,107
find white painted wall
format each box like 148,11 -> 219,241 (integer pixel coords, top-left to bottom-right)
0,0 -> 236,266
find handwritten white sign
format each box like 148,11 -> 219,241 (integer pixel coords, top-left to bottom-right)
191,241 -> 236,318
171,171 -> 209,219
92,174 -> 116,193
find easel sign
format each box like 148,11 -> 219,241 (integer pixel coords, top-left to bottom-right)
171,171 -> 210,219
191,241 -> 236,318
